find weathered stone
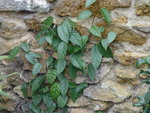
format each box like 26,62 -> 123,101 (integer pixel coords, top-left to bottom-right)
68,108 -> 93,113
135,0 -> 150,16
0,33 -> 34,54
115,69 -> 139,84
13,85 -> 24,98
54,0 -> 131,17
84,80 -> 132,103
0,19 -> 27,39
108,101 -> 141,113
0,0 -> 51,12
67,96 -> 91,107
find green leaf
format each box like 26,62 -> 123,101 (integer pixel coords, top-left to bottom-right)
94,112 -> 102,113
9,46 -> 20,59
32,95 -> 42,107
145,56 -> 150,64
86,0 -> 96,7
57,20 -> 72,43
25,53 -> 38,64
107,32 -> 117,44
136,58 -> 146,68
32,63 -> 42,76
46,56 -> 54,68
68,64 -> 77,79
81,36 -> 88,47
71,54 -> 86,70
21,42 -> 30,52
38,37 -> 46,45
0,55 -> 9,60
32,75 -> 45,92
57,96 -> 68,108
29,104 -> 41,113
76,83 -> 88,93
41,16 -> 53,30
77,10 -> 92,20
70,30 -> 82,47
100,8 -> 111,24
21,83 -> 28,98
57,59 -> 67,74
97,43 -> 113,58
89,26 -> 101,37
45,33 -> 53,45
50,82 -> 61,100
101,39 -> 108,51
43,94 -> 56,110
91,45 -> 102,70
58,42 -> 67,59
46,69 -> 57,84
60,78 -> 69,96
66,19 -> 76,28
88,63 -> 96,81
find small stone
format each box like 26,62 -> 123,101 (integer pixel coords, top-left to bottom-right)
68,108 -> 93,113
84,80 -> 132,103
54,0 -> 131,17
0,0 -> 51,12
108,101 -> 141,113
13,85 -> 24,98
0,19 -> 27,39
115,69 -> 139,84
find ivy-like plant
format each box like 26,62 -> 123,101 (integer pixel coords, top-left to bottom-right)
134,57 -> 150,113
7,0 -> 116,112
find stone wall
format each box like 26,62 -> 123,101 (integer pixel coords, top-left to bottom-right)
0,0 -> 150,113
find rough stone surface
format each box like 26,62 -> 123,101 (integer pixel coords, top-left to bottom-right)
0,0 -> 150,112
135,0 -> 150,16
0,0 -> 51,12
84,80 -> 132,103
54,0 -> 131,17
0,19 -> 27,39
108,101 -> 141,113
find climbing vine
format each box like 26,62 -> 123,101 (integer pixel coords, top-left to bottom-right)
5,0 -> 117,112
134,57 -> 150,113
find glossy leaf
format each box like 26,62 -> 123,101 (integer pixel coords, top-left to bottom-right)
97,43 -> 113,58
86,0 -> 96,7
46,56 -> 54,68
91,45 -> 102,70
107,32 -> 117,44
45,33 -> 53,45
9,46 -> 20,59
46,69 -> 57,84
32,95 -> 42,107
57,20 -> 72,43
57,96 -> 68,108
50,82 -> 61,100
32,76 -> 45,92
32,63 -> 42,76
100,8 -> 111,24
76,82 -> 88,93
57,59 -> 67,74
88,63 -> 96,81
77,10 -> 92,20
70,30 -> 82,47
60,78 -> 69,96
81,36 -> 88,47
101,39 -> 108,51
25,53 -> 38,64
136,58 -> 146,68
21,42 -> 30,52
89,26 -> 101,37
58,42 -> 67,59
71,54 -> 86,70
68,64 -> 77,79
21,83 -> 28,98
43,95 -> 56,112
